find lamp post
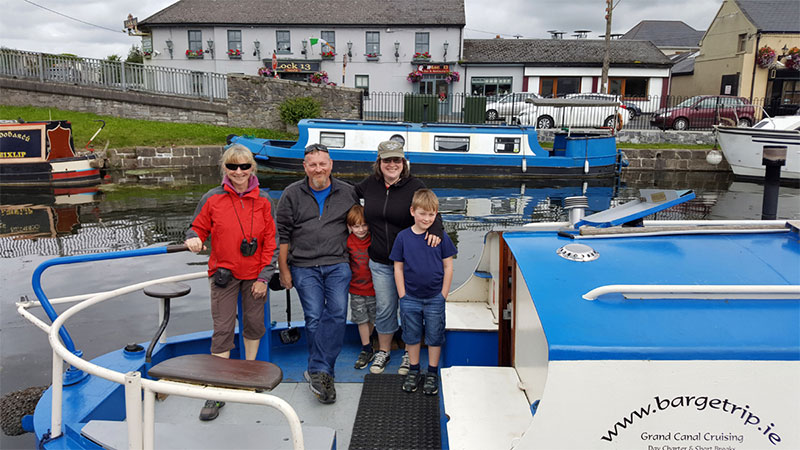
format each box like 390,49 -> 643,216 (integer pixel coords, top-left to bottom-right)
600,0 -> 613,93
206,40 -> 214,58
394,41 -> 400,61
253,40 -> 261,58
443,41 -> 449,61
347,41 -> 353,58
165,39 -> 173,59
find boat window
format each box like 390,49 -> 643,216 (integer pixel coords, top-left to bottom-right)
434,136 -> 470,152
494,137 -> 520,153
319,132 -> 345,148
390,134 -> 405,146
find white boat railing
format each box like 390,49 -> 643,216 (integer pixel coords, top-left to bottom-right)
18,271 -> 305,450
583,284 -> 800,301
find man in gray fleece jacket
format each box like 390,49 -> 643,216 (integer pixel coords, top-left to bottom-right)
276,144 -> 358,404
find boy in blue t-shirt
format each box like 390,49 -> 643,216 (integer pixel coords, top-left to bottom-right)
389,189 -> 457,395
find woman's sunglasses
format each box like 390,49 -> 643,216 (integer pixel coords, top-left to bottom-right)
381,157 -> 403,164
225,163 -> 252,171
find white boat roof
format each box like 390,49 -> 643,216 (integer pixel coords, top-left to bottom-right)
753,114 -> 800,131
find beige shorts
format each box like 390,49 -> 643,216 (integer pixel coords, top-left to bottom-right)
209,277 -> 266,354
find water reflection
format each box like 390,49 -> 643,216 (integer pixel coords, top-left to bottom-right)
2,169 -> 799,260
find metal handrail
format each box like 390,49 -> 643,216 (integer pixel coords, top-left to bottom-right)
583,284 -> 800,301
0,48 -> 227,101
30,269 -> 305,449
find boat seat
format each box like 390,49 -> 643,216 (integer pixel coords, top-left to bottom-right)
142,282 -> 192,363
148,354 -> 282,392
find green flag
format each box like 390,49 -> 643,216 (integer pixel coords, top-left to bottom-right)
309,38 -> 333,50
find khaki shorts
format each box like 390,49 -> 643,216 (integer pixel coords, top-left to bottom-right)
209,277 -> 266,354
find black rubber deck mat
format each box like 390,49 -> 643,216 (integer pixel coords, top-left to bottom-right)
349,374 -> 441,450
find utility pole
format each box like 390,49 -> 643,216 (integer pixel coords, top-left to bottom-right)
600,0 -> 613,93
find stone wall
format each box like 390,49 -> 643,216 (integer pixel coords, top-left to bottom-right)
226,75 -> 362,132
0,77 -> 228,125
536,129 -> 717,146
99,145 -> 225,170
621,148 -> 729,172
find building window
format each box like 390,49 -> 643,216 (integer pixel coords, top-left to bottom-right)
471,77 -> 513,98
277,30 -> 291,54
355,74 -> 369,97
188,30 -> 203,52
366,31 -> 380,55
415,32 -> 430,54
540,77 -> 580,97
434,136 -> 470,152
228,30 -> 242,55
609,77 -> 649,99
737,33 -> 747,53
321,31 -> 335,53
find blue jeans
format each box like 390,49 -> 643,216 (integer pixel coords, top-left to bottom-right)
399,293 -> 446,346
369,259 -> 400,335
291,263 -> 351,376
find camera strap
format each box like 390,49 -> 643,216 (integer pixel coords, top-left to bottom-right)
229,194 -> 255,241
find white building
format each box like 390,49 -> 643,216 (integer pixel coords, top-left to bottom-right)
139,0 -> 466,98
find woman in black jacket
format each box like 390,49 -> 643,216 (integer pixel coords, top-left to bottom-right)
355,140 -> 442,375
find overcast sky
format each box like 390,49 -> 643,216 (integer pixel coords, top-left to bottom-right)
1,0 -> 723,60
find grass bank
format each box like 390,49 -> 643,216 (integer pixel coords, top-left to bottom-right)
1,104 -> 712,150
0,105 -> 295,148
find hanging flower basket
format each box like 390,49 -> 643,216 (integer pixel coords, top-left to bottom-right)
407,70 -> 423,83
756,46 -> 776,69
227,49 -> 242,59
321,51 -> 335,60
365,53 -> 379,61
143,51 -> 152,59
310,71 -> 329,84
186,49 -> 204,59
784,47 -> 800,71
258,67 -> 274,77
444,70 -> 460,84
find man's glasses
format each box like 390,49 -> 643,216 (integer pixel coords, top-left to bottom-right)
225,163 -> 252,171
381,157 -> 403,164
305,144 -> 329,154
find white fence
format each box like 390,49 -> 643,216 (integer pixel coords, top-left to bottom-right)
0,49 -> 227,101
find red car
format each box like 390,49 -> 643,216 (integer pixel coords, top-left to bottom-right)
650,95 -> 755,130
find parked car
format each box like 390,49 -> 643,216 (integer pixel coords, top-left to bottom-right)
650,95 -> 755,130
516,97 -> 627,130
485,92 -> 541,121
565,93 -> 641,120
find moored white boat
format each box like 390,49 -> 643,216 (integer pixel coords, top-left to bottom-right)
12,189 -> 799,449
229,118 -> 624,178
715,115 -> 800,182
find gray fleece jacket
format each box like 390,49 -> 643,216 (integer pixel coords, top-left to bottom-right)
276,176 -> 358,267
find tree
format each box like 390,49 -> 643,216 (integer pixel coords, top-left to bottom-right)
126,45 -> 143,64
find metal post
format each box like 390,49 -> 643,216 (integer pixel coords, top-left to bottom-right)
50,350 -> 63,439
124,372 -> 143,450
38,53 -> 44,82
121,61 -> 127,91
207,72 -> 213,101
761,145 -> 786,220
143,385 -> 156,450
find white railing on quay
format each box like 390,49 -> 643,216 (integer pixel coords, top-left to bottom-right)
0,48 -> 227,101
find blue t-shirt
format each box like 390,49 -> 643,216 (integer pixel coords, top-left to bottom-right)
389,227 -> 457,298
311,184 -> 331,216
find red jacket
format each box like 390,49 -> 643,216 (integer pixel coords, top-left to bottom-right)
188,181 -> 277,280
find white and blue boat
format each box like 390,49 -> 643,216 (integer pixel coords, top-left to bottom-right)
228,119 -> 623,178
12,189 -> 799,449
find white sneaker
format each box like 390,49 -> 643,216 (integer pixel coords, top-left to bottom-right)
369,350 -> 390,374
398,351 -> 411,375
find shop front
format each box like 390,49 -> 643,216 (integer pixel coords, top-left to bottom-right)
264,59 -> 321,82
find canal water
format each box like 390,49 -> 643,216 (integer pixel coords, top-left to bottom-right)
1,169 -> 798,449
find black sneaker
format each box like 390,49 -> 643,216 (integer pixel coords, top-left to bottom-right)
422,372 -> 439,396
402,369 -> 423,393
369,350 -> 390,374
318,372 -> 337,404
354,349 -> 375,369
198,400 -> 225,421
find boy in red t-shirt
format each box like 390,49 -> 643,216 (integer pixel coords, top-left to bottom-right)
347,205 -> 377,369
